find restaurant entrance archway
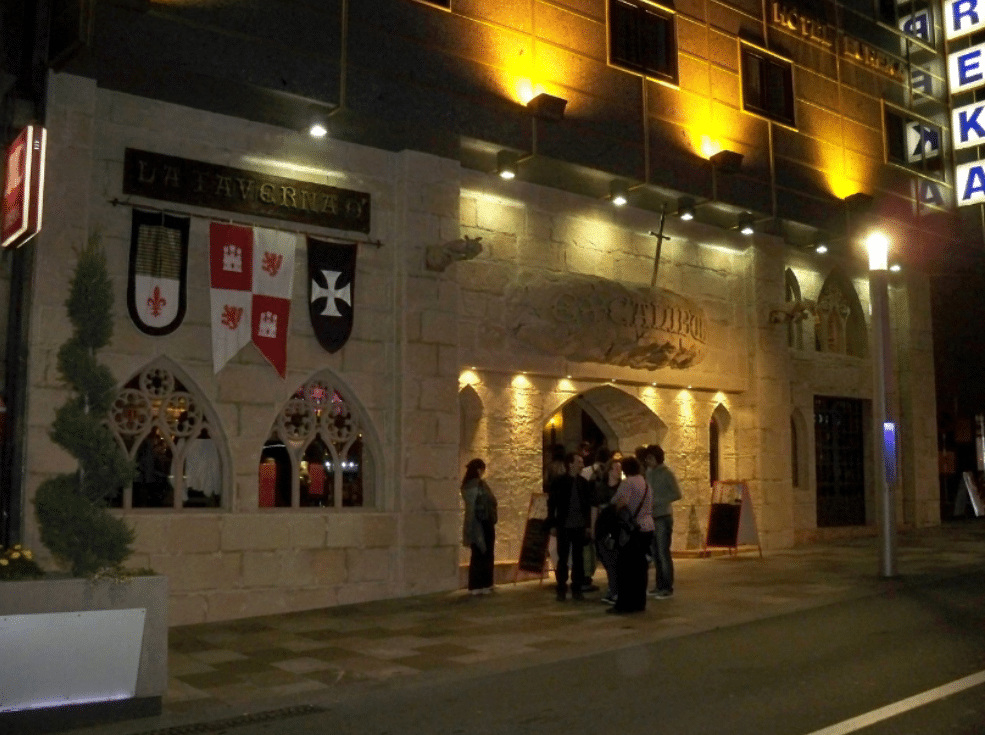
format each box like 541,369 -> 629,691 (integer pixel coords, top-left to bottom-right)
543,385 -> 667,470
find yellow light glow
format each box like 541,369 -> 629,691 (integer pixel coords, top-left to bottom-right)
700,136 -> 722,159
677,95 -> 736,160
503,43 -> 544,105
676,388 -> 696,425
512,374 -> 530,388
810,133 -> 877,199
558,379 -> 576,392
460,370 -> 480,387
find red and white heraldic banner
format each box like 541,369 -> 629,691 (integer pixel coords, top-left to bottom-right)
2,125 -> 47,249
209,222 -> 296,377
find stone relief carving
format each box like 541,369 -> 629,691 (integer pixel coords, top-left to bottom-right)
769,299 -> 816,324
425,236 -> 483,272
504,271 -> 706,369
815,285 -> 850,354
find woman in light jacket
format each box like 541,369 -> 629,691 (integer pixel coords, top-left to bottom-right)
461,458 -> 498,595
608,456 -> 654,614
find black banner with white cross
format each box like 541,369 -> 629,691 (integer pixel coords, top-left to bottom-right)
307,237 -> 356,353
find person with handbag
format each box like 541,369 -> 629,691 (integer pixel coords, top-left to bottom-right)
607,456 -> 654,614
595,453 -> 623,605
461,458 -> 498,595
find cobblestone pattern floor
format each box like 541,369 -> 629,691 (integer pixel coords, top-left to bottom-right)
161,523 -> 985,720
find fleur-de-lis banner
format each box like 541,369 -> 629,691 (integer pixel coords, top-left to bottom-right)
307,237 -> 357,353
128,209 -> 190,336
209,222 -> 296,377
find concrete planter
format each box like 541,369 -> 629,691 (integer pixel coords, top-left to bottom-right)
0,575 -> 168,734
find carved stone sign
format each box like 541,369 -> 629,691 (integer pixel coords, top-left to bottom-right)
506,272 -> 706,369
123,148 -> 371,233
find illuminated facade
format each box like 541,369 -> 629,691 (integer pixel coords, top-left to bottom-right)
0,0 -> 958,622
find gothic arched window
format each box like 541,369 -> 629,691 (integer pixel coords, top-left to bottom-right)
260,374 -> 375,509
107,363 -> 225,509
709,416 -> 720,487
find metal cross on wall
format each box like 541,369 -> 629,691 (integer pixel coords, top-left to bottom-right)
649,203 -> 671,287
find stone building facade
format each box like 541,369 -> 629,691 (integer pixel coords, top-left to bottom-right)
4,0 -> 950,623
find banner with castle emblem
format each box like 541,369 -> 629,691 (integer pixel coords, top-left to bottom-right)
128,209 -> 189,336
307,237 -> 356,353
209,222 -> 296,376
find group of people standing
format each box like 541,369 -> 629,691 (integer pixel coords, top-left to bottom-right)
460,443 -> 681,615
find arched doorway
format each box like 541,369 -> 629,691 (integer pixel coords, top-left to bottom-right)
543,385 -> 667,468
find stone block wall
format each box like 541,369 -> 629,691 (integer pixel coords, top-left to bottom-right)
22,73 -> 464,624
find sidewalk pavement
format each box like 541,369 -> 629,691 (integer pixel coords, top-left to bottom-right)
87,521 -> 985,734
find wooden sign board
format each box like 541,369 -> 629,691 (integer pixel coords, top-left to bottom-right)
703,480 -> 762,557
955,472 -> 985,517
515,493 -> 551,576
123,148 -> 371,233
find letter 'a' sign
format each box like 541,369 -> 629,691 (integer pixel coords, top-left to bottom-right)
956,161 -> 985,206
2,125 -> 47,249
945,0 -> 985,40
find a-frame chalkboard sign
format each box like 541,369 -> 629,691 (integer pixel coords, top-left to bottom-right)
956,472 -> 985,517
514,493 -> 553,583
703,480 -> 762,557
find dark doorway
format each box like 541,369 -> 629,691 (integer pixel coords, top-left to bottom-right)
814,396 -> 866,527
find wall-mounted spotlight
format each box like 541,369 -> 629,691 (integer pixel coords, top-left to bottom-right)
610,180 -> 629,206
309,121 -> 328,138
815,243 -> 829,254
844,191 -> 873,213
526,92 -> 568,121
496,150 -> 519,180
677,196 -> 696,220
710,149 -> 744,173
738,213 -> 755,236
889,263 -> 902,273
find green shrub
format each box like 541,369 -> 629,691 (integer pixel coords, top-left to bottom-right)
33,236 -> 137,577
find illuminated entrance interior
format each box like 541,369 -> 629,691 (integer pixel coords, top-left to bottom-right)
543,386 -> 668,472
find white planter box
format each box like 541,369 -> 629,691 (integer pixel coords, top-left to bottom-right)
0,576 -> 168,734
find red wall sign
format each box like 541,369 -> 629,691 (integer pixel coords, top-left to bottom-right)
2,125 -> 47,249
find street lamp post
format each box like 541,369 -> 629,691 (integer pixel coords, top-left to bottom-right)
865,231 -> 897,578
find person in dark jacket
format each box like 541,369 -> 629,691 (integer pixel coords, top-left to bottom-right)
461,458 -> 498,595
546,452 -> 593,601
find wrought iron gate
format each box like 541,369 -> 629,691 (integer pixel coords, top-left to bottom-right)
814,396 -> 866,527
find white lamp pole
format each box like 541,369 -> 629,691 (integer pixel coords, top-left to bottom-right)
865,231 -> 897,578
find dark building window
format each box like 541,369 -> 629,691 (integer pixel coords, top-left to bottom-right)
879,0 -> 934,46
884,107 -> 943,178
609,0 -> 678,84
709,416 -> 720,486
741,47 -> 794,126
791,417 -> 799,488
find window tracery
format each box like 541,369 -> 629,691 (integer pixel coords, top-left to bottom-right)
107,364 -> 223,509
260,375 -> 372,509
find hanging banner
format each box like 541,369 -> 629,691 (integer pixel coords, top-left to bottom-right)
307,237 -> 357,353
127,210 -> 190,336
2,125 -> 47,249
251,227 -> 296,376
209,223 -> 296,376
